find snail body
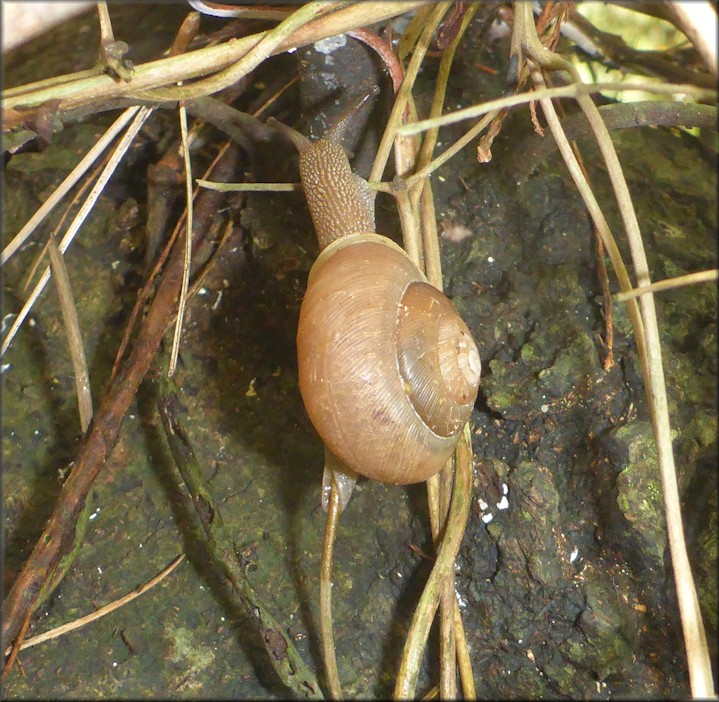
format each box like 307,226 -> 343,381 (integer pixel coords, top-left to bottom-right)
269,96 -> 480,499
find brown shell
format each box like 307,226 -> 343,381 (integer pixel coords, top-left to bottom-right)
297,234 -> 481,485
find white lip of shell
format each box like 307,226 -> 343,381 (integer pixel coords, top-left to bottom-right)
457,334 -> 481,382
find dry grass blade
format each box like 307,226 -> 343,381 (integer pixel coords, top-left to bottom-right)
551,73 -> 714,702
1,143 -> 240,657
3,555 -> 185,656
410,3 -> 478,211
21,157 -> 107,294
197,179 -> 299,192
1,106 -> 153,358
398,81 -> 717,136
550,102 -> 705,693
168,104 -> 193,377
1,107 -> 139,265
407,112 -> 496,191
369,2 -> 452,187
615,269 -> 719,302
46,236 -> 93,433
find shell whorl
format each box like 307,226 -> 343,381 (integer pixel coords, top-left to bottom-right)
397,282 -> 481,437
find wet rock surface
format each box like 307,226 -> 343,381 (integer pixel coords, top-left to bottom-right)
3,5 -> 716,698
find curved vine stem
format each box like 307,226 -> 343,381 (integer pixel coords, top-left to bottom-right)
320,475 -> 342,700
2,2 -> 427,129
384,5 -> 477,696
394,425 -> 473,699
397,80 -> 717,136
131,1 -> 347,101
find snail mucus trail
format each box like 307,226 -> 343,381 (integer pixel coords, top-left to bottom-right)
268,91 -> 481,697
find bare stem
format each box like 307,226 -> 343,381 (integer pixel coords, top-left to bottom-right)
320,479 -> 342,700
398,81 -> 717,136
394,425 -> 473,699
615,269 -> 719,302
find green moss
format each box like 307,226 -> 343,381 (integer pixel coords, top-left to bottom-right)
509,462 -> 568,587
572,581 -> 637,681
520,343 -> 537,362
536,330 -> 601,399
541,656 -> 577,689
611,422 -> 668,565
166,626 -> 216,671
696,514 -> 718,632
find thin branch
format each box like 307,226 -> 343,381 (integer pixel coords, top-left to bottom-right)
566,6 -> 715,88
1,145 -> 240,657
156,390 -> 322,699
398,80 -> 717,136
131,1 -> 348,102
168,104 -> 193,377
4,555 -> 185,656
2,2 -> 427,131
109,141 -> 233,385
615,269 -> 719,302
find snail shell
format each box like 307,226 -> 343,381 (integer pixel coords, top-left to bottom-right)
297,232 -> 481,485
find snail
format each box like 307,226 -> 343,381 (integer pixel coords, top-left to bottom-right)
268,90 -> 480,698
269,95 -> 481,511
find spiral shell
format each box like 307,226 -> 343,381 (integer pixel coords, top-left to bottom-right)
297,233 -> 481,485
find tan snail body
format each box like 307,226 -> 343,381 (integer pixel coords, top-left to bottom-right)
269,102 -> 481,492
